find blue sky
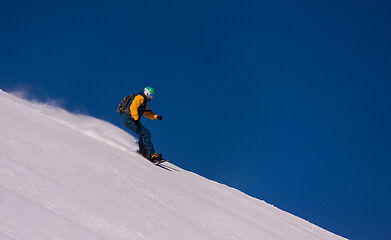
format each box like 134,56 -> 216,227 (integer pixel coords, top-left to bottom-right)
1,1 -> 390,239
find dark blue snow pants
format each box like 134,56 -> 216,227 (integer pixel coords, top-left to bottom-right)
120,113 -> 155,155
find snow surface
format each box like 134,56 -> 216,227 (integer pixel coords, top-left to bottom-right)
0,89 -> 347,240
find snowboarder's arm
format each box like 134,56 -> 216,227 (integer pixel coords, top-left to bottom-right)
129,95 -> 144,120
144,107 -> 158,120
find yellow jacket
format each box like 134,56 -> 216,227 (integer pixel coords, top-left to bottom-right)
129,95 -> 158,121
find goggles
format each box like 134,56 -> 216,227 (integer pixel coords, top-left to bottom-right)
148,93 -> 155,99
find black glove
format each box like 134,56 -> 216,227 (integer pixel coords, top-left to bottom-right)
157,115 -> 163,121
134,120 -> 141,126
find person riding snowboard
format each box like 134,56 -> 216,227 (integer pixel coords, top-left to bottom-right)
120,87 -> 163,162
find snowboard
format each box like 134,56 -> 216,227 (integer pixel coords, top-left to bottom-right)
151,158 -> 168,165
137,149 -> 167,165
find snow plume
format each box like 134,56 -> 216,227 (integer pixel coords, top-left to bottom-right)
0,89 -> 347,240
9,87 -> 68,109
6,89 -> 136,153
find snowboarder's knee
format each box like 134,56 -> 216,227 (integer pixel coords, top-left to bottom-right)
140,128 -> 151,137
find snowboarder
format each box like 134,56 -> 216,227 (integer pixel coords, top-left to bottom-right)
120,87 -> 163,163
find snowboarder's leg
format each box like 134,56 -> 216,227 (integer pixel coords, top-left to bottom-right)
135,125 -> 162,161
138,125 -> 155,155
138,135 -> 147,157
122,118 -> 155,155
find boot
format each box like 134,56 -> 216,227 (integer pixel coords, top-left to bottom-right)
147,153 -> 163,163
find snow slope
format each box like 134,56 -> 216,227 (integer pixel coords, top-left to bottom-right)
0,89 -> 347,240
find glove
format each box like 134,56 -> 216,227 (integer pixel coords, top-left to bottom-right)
134,120 -> 141,126
157,115 -> 163,121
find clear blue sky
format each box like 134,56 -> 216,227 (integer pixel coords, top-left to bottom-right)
1,1 -> 390,239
